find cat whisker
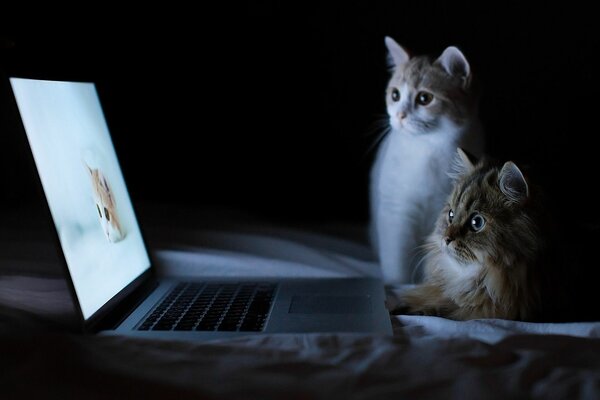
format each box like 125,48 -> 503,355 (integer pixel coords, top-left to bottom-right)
410,257 -> 428,284
364,126 -> 391,157
409,242 -> 438,283
364,116 -> 390,136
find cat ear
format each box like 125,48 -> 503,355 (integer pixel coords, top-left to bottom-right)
436,46 -> 470,86
498,162 -> 529,203
384,36 -> 410,68
448,147 -> 476,180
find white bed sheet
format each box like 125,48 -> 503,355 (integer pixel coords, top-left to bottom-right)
2,207 -> 600,399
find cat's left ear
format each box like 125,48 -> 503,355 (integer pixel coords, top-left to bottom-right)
436,46 -> 471,87
499,162 -> 529,203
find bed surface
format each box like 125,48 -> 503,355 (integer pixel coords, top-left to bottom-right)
2,205 -> 600,399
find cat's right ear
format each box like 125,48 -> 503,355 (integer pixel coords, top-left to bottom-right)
384,37 -> 410,68
499,162 -> 529,203
449,147 -> 476,180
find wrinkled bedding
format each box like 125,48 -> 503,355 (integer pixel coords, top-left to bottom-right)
2,206 -> 600,399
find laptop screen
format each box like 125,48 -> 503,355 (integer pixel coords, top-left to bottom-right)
10,78 -> 151,320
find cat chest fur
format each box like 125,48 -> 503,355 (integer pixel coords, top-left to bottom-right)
373,131 -> 457,207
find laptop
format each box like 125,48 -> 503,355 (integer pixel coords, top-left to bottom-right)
9,77 -> 392,340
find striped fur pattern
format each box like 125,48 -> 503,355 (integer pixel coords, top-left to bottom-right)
395,149 -> 544,321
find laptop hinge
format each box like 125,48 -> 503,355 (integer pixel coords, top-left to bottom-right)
84,270 -> 158,332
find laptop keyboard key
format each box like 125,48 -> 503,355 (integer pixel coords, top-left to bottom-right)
138,282 -> 276,332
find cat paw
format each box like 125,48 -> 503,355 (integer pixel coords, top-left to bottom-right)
388,297 -> 423,315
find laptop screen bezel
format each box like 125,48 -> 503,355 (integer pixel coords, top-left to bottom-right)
6,74 -> 160,333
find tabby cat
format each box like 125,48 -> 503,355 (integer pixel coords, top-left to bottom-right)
393,149 -> 551,321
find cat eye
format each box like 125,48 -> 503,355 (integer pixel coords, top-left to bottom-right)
104,207 -> 110,222
448,209 -> 454,223
96,204 -> 102,218
391,88 -> 400,102
470,214 -> 486,232
416,91 -> 434,106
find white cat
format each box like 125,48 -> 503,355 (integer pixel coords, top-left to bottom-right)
370,37 -> 484,283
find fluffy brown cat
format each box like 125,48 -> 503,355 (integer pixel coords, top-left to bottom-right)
85,164 -> 125,243
393,149 -> 554,321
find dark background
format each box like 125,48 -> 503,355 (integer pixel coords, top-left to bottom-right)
2,3 -> 599,229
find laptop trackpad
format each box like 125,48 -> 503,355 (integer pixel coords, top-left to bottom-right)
289,295 -> 372,314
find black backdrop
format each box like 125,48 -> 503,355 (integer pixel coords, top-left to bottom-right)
2,3 -> 599,228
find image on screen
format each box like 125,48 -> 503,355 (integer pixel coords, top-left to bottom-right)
10,78 -> 151,319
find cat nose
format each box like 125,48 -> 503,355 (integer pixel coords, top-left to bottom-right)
444,236 -> 454,245
397,111 -> 407,120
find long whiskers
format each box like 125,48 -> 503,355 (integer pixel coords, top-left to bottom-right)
364,115 -> 392,157
410,240 -> 439,283
365,114 -> 390,134
366,126 -> 391,156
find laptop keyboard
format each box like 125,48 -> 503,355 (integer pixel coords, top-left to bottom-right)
137,282 -> 277,332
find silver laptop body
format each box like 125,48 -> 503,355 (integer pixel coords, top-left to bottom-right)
10,77 -> 392,340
